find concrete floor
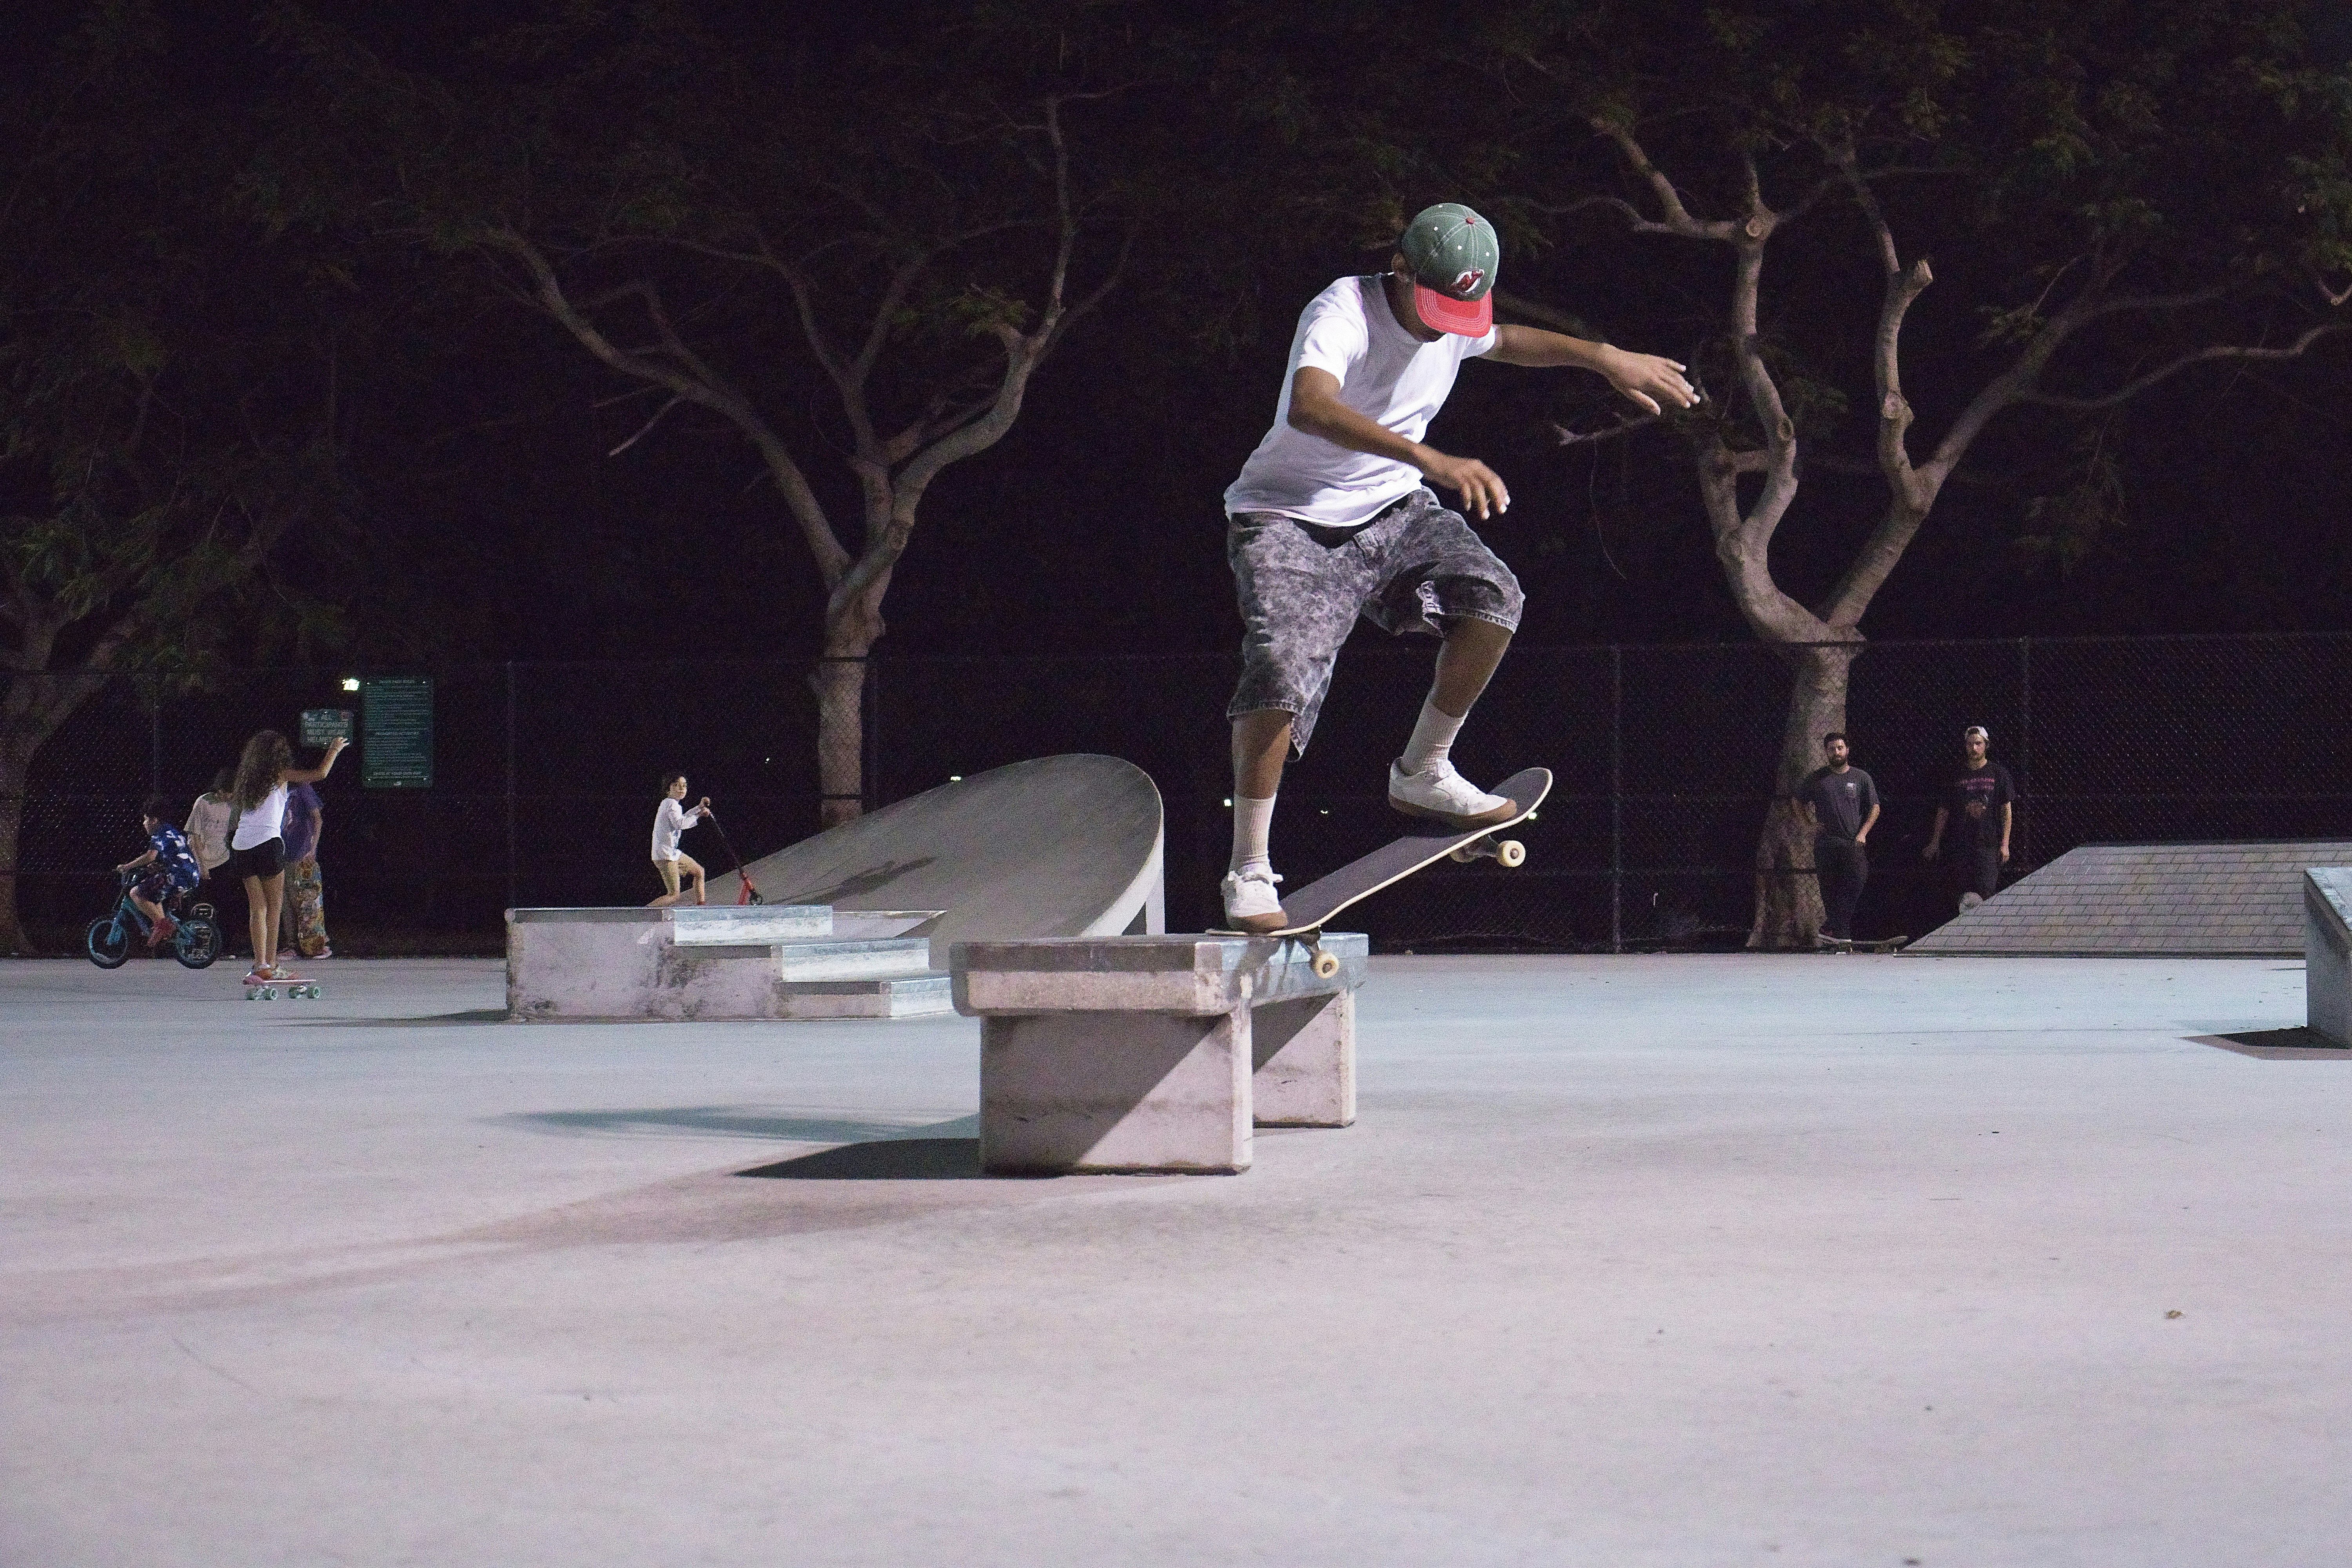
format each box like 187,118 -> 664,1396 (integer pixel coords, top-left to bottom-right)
2,953 -> 2345,1567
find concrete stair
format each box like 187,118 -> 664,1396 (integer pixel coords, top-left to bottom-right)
506,905 -> 953,1021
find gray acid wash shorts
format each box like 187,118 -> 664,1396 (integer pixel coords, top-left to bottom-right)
1227,488 -> 1524,753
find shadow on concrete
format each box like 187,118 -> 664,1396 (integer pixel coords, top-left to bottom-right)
501,1107 -> 979,1143
734,1138 -> 989,1180
297,1009 -> 511,1028
2186,1028 -> 2350,1059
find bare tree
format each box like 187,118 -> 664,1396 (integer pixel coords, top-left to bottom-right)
483,93 -> 1122,825
1502,2 -> 2352,945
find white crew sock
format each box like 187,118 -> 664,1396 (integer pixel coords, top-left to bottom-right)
1230,794 -> 1277,878
1399,694 -> 1466,776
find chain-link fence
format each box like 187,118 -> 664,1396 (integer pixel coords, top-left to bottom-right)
15,634 -> 2352,951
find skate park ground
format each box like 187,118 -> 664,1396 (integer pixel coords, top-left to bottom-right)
4,953 -> 2345,1566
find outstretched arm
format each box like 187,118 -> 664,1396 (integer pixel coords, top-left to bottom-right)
1483,326 -> 1699,415
285,737 -> 348,786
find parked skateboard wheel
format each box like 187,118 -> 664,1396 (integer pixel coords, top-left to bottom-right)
1311,949 -> 1341,980
1495,839 -> 1526,867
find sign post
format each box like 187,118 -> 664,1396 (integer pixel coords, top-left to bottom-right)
360,677 -> 434,789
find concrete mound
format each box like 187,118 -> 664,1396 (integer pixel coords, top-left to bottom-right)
708,754 -> 1165,964
1907,839 -> 2352,957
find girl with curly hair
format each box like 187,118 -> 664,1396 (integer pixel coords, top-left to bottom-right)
228,728 -> 346,982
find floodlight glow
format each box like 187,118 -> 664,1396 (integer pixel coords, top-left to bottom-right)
340,677 -> 361,692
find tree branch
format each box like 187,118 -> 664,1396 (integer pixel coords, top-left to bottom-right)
2017,321 -> 2352,410
1553,414 -> 1658,447
486,227 -> 851,586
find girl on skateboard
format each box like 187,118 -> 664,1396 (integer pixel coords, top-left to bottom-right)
227,728 -> 346,987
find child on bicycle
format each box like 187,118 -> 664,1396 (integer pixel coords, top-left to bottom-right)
115,794 -> 203,947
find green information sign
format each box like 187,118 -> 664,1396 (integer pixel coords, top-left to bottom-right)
299,708 -> 354,746
361,677 -> 434,789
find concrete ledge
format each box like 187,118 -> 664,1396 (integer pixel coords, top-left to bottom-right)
951,934 -> 1367,1016
2307,868 -> 2352,1047
952,934 -> 1367,1175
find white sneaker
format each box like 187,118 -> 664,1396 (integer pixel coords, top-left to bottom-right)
1388,759 -> 1517,828
1220,867 -> 1287,935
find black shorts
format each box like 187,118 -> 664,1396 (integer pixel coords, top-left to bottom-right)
229,837 -> 286,880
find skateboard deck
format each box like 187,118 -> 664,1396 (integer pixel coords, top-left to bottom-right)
1819,935 -> 1908,953
1220,767 -> 1553,975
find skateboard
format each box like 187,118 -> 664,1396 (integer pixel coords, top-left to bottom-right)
1220,767 -> 1553,978
1817,935 -> 1909,953
243,969 -> 322,1000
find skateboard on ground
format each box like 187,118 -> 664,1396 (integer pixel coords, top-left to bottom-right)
1817,934 -> 1909,954
1220,767 -> 1553,978
244,969 -> 322,1000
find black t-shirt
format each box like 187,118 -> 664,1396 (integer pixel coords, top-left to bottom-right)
1801,766 -> 1879,840
1945,762 -> 2016,847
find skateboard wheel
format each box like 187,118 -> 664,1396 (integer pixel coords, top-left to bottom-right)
1495,839 -> 1526,868
1311,950 -> 1341,980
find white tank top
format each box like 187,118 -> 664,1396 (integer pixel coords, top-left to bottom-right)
231,783 -> 289,851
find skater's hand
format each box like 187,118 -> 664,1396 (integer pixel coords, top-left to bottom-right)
1602,349 -> 1700,417
1419,451 -> 1510,519
697,796 -> 713,815
1999,844 -> 2011,864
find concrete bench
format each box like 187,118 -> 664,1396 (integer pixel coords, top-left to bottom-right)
2307,868 -> 2352,1047
951,934 -> 1368,1175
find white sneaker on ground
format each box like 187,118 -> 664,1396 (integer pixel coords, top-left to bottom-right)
1220,867 -> 1287,935
1387,759 -> 1518,829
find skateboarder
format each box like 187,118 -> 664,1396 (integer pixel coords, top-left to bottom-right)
1923,724 -> 2014,911
1220,201 -> 1697,933
1800,733 -> 1880,943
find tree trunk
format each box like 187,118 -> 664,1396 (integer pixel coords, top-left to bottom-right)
811,573 -> 889,829
1745,642 -> 1858,951
0,747 -> 34,956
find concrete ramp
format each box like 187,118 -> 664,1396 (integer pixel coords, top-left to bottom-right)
2308,867 -> 2352,1045
708,754 -> 1165,965
1907,840 -> 2352,957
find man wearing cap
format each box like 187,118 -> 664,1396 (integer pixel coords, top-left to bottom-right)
1218,201 -> 1698,933
1923,724 -> 2015,911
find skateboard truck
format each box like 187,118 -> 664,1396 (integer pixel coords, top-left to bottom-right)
1447,833 -> 1526,867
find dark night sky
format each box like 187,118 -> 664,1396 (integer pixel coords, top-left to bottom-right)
22,1 -> 2352,668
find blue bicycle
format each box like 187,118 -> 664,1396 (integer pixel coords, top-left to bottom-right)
87,870 -> 220,970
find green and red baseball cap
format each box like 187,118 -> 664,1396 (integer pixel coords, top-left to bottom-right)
1400,201 -> 1500,336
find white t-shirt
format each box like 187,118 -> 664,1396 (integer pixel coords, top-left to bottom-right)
1223,274 -> 1497,528
651,797 -> 704,862
231,783 -> 289,851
